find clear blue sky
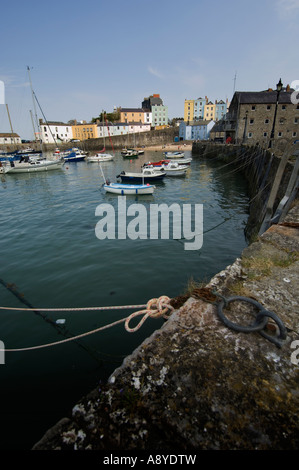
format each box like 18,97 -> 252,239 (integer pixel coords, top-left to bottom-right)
0,0 -> 298,139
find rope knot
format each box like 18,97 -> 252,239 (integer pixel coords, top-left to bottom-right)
125,296 -> 173,333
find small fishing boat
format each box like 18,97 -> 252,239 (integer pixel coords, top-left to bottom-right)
64,148 -> 86,162
121,148 -> 139,158
143,157 -> 192,169
117,168 -> 166,183
162,162 -> 189,176
99,164 -> 155,195
103,182 -> 155,195
163,151 -> 185,158
86,153 -> 114,162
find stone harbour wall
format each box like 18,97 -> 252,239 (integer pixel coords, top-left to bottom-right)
33,202 -> 299,451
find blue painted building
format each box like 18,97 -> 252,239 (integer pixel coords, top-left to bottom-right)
193,97 -> 205,120
179,120 -> 215,141
214,100 -> 227,121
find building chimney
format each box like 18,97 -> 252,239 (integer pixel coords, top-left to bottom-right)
286,84 -> 290,92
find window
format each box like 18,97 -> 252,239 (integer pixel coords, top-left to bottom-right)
267,105 -> 271,110
282,105 -> 286,110
293,132 -> 297,137
248,132 -> 253,138
295,118 -> 298,124
263,132 -> 268,137
252,106 -> 256,111
250,119 -> 254,124
278,132 -> 283,137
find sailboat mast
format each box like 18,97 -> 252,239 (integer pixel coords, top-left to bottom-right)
29,110 -> 36,141
6,104 -> 16,149
27,66 -> 39,143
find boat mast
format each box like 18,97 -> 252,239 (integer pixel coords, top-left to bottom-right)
29,110 -> 36,141
27,66 -> 57,149
5,104 -> 16,149
27,66 -> 40,144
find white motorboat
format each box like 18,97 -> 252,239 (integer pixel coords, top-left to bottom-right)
163,151 -> 185,158
162,162 -> 189,176
87,153 -> 114,162
143,158 -> 192,170
117,168 -> 166,183
121,149 -> 139,158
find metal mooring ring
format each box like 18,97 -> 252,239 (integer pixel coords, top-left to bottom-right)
256,309 -> 287,348
217,296 -> 287,347
217,296 -> 269,333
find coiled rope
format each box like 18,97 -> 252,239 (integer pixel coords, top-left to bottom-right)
0,296 -> 173,352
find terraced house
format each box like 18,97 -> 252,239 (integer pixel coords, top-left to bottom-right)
184,96 -> 228,123
119,108 -> 148,124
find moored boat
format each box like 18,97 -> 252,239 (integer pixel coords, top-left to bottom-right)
121,149 -> 139,158
162,162 -> 189,176
99,163 -> 155,195
103,182 -> 155,195
163,151 -> 185,158
3,155 -> 64,174
143,157 -> 192,169
117,168 -> 166,183
87,153 -> 114,162
64,148 -> 86,162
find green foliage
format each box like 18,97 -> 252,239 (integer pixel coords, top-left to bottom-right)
91,110 -> 120,123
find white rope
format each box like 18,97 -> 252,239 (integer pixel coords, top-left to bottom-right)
0,296 -> 174,352
0,304 -> 147,312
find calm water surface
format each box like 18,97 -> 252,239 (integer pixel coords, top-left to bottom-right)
0,149 -> 249,449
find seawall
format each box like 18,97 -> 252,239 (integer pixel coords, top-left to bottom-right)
32,143 -> 299,451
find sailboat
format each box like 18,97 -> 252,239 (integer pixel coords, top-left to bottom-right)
3,156 -> 64,174
87,111 -> 114,163
3,67 -> 64,175
100,164 -> 155,195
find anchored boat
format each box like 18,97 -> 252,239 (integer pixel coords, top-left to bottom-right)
163,151 -> 185,158
99,164 -> 155,195
117,168 -> 166,183
3,155 -> 64,174
103,182 -> 155,195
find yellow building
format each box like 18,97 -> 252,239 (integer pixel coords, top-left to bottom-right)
184,100 -> 194,122
120,108 -> 146,123
203,101 -> 216,121
72,122 -> 98,141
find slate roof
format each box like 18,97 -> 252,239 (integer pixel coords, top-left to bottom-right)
120,108 -> 146,113
233,89 -> 294,105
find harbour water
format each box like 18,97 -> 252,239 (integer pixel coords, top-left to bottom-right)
0,149 -> 249,449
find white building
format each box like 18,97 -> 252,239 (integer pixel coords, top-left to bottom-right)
39,121 -> 73,144
97,122 -> 151,138
179,120 -> 215,141
0,133 -> 22,145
